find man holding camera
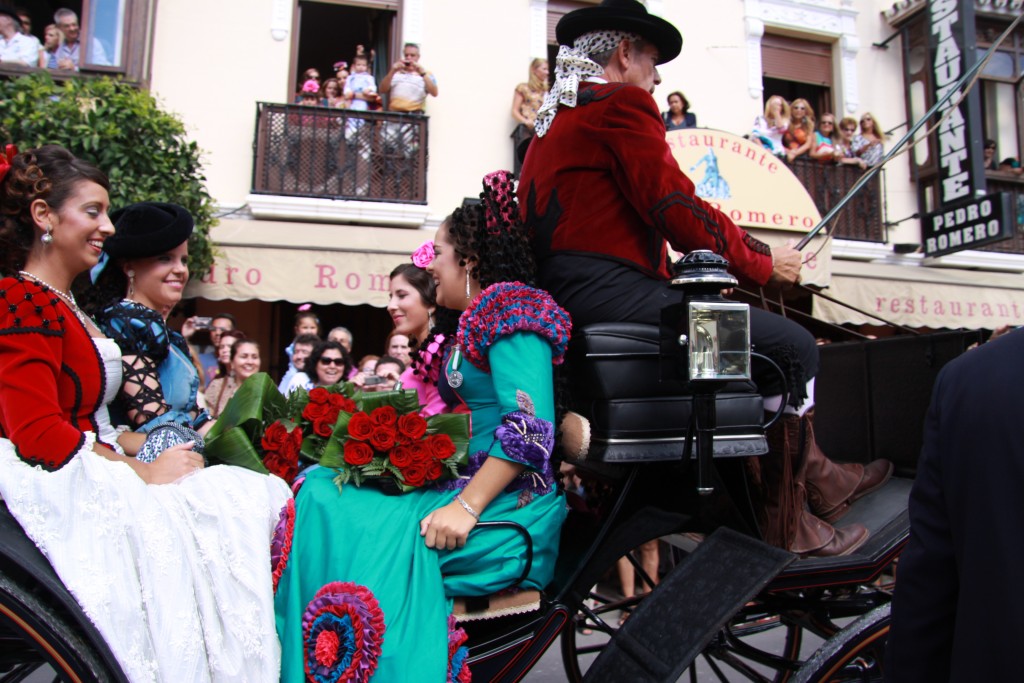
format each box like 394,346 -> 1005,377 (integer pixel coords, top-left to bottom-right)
379,42 -> 438,113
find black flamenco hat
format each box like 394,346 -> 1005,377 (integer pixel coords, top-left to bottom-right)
556,0 -> 682,65
104,202 -> 194,259
0,5 -> 22,24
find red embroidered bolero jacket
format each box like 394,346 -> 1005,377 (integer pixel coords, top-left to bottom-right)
0,276 -> 106,469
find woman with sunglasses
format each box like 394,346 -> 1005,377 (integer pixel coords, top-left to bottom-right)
834,116 -> 868,170
306,340 -> 353,388
784,98 -> 816,163
810,112 -> 839,163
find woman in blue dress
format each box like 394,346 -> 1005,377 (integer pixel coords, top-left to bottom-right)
80,202 -> 212,442
274,170 -> 571,682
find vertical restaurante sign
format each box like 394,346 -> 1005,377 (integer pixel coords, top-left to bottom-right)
928,0 -> 985,203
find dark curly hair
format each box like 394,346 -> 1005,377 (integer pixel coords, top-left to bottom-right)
0,145 -> 109,275
306,340 -> 353,386
445,170 -> 537,290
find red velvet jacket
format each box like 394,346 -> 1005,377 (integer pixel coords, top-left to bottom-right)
0,276 -> 105,469
518,82 -> 773,286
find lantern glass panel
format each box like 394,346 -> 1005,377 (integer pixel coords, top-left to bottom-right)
687,301 -> 751,381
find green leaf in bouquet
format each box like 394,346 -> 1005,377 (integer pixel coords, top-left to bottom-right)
425,412 -> 472,468
204,373 -> 283,473
354,388 -> 421,415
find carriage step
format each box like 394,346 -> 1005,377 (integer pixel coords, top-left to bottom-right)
583,527 -> 794,683
452,590 -> 541,622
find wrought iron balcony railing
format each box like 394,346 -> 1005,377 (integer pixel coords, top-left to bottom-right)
251,102 -> 428,204
977,175 -> 1024,255
785,157 -> 886,243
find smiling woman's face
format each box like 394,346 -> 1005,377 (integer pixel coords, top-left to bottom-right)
125,241 -> 189,315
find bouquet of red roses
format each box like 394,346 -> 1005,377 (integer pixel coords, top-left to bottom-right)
205,374 -> 469,493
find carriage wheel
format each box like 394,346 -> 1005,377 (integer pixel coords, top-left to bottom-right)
0,571 -> 118,682
790,603 -> 890,683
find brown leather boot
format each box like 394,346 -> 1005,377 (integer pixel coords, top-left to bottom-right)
802,409 -> 894,522
761,413 -> 869,557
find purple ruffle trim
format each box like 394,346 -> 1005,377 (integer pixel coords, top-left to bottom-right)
496,411 -> 554,472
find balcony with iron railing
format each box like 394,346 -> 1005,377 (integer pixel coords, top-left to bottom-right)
251,102 -> 428,204
977,174 -> 1024,255
785,157 -> 886,243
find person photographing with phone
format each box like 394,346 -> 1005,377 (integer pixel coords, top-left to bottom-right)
379,42 -> 438,113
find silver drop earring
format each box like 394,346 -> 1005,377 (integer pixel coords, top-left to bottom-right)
465,270 -> 471,299
40,224 -> 53,245
126,270 -> 135,299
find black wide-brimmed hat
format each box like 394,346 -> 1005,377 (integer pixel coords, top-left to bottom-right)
556,0 -> 682,65
104,202 -> 194,259
0,5 -> 22,24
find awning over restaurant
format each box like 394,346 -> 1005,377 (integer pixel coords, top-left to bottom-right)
812,259 -> 1024,330
184,218 -> 429,307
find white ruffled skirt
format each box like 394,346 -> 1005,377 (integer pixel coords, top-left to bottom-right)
0,435 -> 292,683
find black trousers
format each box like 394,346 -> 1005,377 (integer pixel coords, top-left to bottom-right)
540,254 -> 819,402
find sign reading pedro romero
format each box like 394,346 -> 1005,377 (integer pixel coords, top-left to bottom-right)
922,192 -> 1013,258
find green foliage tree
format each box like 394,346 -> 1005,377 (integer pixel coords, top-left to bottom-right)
0,73 -> 215,275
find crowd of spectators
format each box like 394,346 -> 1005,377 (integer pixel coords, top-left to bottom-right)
0,7 -> 109,69
748,94 -> 888,169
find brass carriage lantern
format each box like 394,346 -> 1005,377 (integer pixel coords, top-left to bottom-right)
667,250 -> 751,494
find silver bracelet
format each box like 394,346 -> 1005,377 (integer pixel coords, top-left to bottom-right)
455,493 -> 480,521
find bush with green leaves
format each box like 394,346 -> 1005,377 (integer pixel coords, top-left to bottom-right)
0,73 -> 215,275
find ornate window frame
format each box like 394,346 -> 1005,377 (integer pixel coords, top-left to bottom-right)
743,0 -> 860,114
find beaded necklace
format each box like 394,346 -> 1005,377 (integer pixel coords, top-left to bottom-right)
17,270 -> 91,328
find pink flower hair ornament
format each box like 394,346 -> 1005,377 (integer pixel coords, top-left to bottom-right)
411,241 -> 435,268
301,79 -> 320,94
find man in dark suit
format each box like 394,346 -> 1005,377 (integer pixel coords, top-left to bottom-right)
886,329 -> 1024,680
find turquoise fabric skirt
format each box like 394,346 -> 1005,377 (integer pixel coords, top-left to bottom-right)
275,466 -> 567,682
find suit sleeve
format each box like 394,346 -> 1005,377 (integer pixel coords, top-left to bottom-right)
603,87 -> 773,286
884,366 -> 957,681
0,282 -> 85,468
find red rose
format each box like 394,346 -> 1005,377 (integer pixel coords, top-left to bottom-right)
426,459 -> 443,481
308,387 -> 330,404
323,405 -> 342,426
410,441 -> 432,465
264,451 -> 298,484
313,416 -> 335,438
302,401 -> 330,422
261,421 -> 289,452
369,426 -> 396,452
327,393 -> 347,409
370,406 -> 398,427
348,412 -> 374,441
402,461 -> 428,487
390,445 -> 414,468
427,434 -> 456,460
397,413 -> 428,441
344,440 -> 374,466
340,397 -> 357,413
279,426 -> 304,459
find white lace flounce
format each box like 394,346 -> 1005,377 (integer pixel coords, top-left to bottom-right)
0,435 -> 292,683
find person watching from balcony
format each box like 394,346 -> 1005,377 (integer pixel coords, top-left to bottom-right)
298,79 -> 322,107
294,67 -> 321,103
321,77 -> 345,109
853,112 -> 886,167
998,157 -> 1023,176
983,139 -> 998,170
333,60 -> 349,84
53,8 -> 109,69
809,112 -> 838,163
662,90 -> 696,130
784,98 -> 815,163
0,5 -> 38,66
14,7 -> 40,55
344,53 -> 380,112
380,42 -> 438,113
834,116 -> 867,170
38,22 -> 62,69
750,94 -> 789,157
519,0 -> 891,557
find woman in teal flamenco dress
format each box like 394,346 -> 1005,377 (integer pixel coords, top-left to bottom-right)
274,169 -> 571,682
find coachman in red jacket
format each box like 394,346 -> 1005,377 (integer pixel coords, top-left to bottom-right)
519,0 -> 891,557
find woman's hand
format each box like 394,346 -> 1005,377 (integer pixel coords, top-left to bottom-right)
181,317 -> 197,340
144,442 -> 204,485
420,500 -> 478,550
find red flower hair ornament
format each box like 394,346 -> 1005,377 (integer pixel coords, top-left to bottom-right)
0,145 -> 19,185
